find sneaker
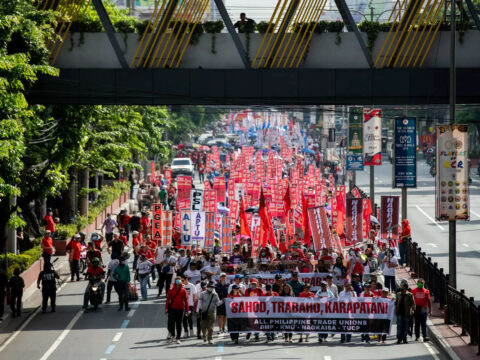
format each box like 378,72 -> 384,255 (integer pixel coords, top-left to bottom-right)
125,307 -> 130,311
208,340 -> 213,344
397,339 -> 402,344
234,339 -> 239,344
118,307 -> 122,311
105,301 -> 110,304
415,337 -> 419,341
298,338 -> 303,343
246,333 -> 251,340
254,335 -> 260,342
197,334 -> 202,340
318,338 -> 323,343
403,339 -> 408,344
424,337 -> 430,342
176,339 -> 180,344
203,336 -> 207,342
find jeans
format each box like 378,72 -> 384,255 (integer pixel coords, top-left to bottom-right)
414,311 -> 428,339
399,241 -> 407,265
183,306 -> 194,332
42,252 -> 52,265
106,280 -> 119,302
132,253 -> 139,272
42,287 -> 56,311
83,282 -> 105,308
168,309 -> 184,339
117,281 -> 129,309
130,185 -> 135,199
10,291 -> 22,316
384,275 -> 396,291
397,314 -> 410,341
139,274 -> 149,299
157,271 -> 173,296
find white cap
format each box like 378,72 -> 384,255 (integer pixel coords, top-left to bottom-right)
132,230 -> 139,235
74,234 -> 81,239
45,230 -> 51,233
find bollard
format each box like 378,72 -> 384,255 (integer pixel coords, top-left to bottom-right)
460,290 -> 466,336
443,273 -> 449,310
469,297 -> 475,345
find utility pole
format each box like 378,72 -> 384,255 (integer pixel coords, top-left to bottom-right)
370,6 -> 374,21
370,166 -> 375,210
449,0 -> 457,288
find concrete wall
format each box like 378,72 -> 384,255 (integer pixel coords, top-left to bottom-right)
54,31 -> 480,69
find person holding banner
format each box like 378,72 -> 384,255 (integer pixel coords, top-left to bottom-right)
338,282 -> 357,343
298,284 -> 314,343
315,281 -> 334,343
227,284 -> 243,344
215,273 -> 229,334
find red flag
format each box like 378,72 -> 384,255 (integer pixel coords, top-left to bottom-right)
363,197 -> 373,237
239,197 -> 252,239
336,192 -> 345,236
283,184 -> 291,215
302,193 -> 311,248
259,188 -> 277,248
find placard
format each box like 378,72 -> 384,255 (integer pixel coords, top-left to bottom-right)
152,203 -> 162,241
190,189 -> 204,211
393,117 -> 417,188
363,109 -> 382,166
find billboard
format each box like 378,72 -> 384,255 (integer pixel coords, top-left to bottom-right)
363,109 -> 382,166
348,107 -> 363,154
393,117 -> 417,188
435,125 -> 469,221
346,154 -> 364,171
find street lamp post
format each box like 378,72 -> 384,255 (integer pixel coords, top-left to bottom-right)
448,0 -> 457,288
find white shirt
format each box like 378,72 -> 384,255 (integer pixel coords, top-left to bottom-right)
107,259 -> 120,282
228,282 -> 246,294
327,283 -> 338,298
184,269 -> 202,285
332,266 -> 345,286
154,247 -> 165,265
178,256 -> 192,269
137,260 -> 153,275
339,289 -> 357,299
382,256 -> 398,277
161,255 -> 177,275
183,282 -> 197,307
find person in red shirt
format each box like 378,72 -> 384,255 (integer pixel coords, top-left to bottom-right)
138,245 -> 154,262
298,284 -> 314,343
68,234 -> 82,282
411,278 -> 431,342
165,279 -> 189,343
245,278 -> 265,297
140,211 -> 150,236
121,211 -> 131,240
399,219 -> 411,266
83,257 -> 105,309
44,209 -> 55,237
41,230 -> 54,264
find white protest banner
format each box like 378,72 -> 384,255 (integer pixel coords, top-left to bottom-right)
363,109 -> 382,166
190,189 -> 204,211
181,210 -> 192,246
190,211 -> 206,248
226,297 -> 394,334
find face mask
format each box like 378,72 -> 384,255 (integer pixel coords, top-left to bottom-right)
175,280 -> 181,285
293,246 -> 298,249
207,288 -> 213,293
417,283 -> 424,289
349,251 -> 354,256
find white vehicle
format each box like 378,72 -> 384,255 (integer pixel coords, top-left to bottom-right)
171,158 -> 194,178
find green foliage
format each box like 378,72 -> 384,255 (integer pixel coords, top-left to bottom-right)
0,250 -> 41,278
203,21 -> 224,34
55,223 -> 77,240
256,21 -> 273,34
358,21 -> 382,53
87,181 -> 129,223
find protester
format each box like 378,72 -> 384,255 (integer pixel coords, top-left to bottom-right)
0,268 -> 7,321
181,274 -> 197,338
44,208 -> 55,238
9,268 -> 25,318
68,234 -> 82,282
382,249 -> 398,291
411,278 -> 431,342
158,249 -> 177,297
215,273 -> 229,333
113,255 -> 131,311
395,279 -> 416,344
37,262 -> 59,313
41,230 -> 54,264
136,254 -> 153,301
287,271 -> 305,297
105,257 -> 120,304
102,213 -> 117,243
399,219 -> 411,266
198,281 -> 221,344
166,278 -> 189,344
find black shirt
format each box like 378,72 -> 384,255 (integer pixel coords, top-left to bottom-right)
109,240 -> 123,255
129,215 -> 141,231
38,270 -> 59,290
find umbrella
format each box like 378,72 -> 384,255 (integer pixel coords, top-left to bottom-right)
217,205 -> 230,214
245,206 -> 259,213
220,142 -> 233,149
199,145 -> 210,151
301,148 -> 315,155
370,215 -> 380,224
262,148 -> 269,154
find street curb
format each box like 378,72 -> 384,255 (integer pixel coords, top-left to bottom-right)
426,318 -> 462,360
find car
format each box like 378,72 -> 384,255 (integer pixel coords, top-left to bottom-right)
171,158 -> 194,178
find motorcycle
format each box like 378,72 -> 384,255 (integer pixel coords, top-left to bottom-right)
88,280 -> 103,310
430,164 -> 436,177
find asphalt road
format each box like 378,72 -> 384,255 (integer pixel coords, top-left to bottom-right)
0,261 -> 447,360
356,157 -> 480,302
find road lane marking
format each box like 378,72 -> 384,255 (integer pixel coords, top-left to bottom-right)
112,332 -> 123,342
0,279 -> 69,353
39,309 -> 83,360
127,309 -> 136,318
132,301 -> 140,309
415,205 -> 445,230
426,243 -> 438,248
214,357 -> 222,360
120,320 -> 130,329
104,345 -> 115,355
217,342 -> 224,352
463,243 -> 470,247
424,342 -> 440,360
471,210 -> 480,218
324,356 -> 332,360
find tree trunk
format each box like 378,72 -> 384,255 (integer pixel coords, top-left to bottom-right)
17,198 -> 42,239
79,168 -> 89,217
59,170 -> 77,223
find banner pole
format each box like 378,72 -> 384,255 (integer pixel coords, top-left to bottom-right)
370,165 -> 375,211
401,188 -> 407,220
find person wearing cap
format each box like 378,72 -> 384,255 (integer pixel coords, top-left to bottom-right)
229,247 -> 245,265
108,232 -> 124,260
201,258 -> 221,277
351,273 -> 363,296
41,230 -> 54,265
287,271 -> 305,297
227,283 -> 243,344
244,278 -> 265,342
166,278 -> 189,344
184,262 -> 201,284
264,284 -> 278,343
382,249 -> 398,292
83,257 -> 105,310
105,255 -> 120,304
181,274 -> 197,338
158,249 -> 177,298
113,255 -> 131,311
228,274 -> 245,295
377,287 -> 392,343
44,208 -> 55,238
136,254 -> 153,301
177,248 -> 192,275
215,273 -> 229,334
101,213 -> 117,244
67,234 -> 82,282
131,230 -> 141,270
359,282 -> 376,343
395,278 -> 415,344
198,281 -> 222,344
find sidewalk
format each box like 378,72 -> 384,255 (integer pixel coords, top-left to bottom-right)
397,266 -> 478,360
0,196 -> 137,347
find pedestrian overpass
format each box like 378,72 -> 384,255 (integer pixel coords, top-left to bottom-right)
29,0 -> 480,105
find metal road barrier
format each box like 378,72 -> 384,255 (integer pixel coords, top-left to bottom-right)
405,238 -> 480,354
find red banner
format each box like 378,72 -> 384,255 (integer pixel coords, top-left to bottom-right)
229,199 -> 239,220
380,196 -> 400,246
177,176 -> 192,200
161,210 -> 172,247
164,169 -> 172,186
221,216 -> 233,254
152,203 -> 162,242
213,176 -> 227,203
204,212 -> 215,249
307,207 -> 332,250
346,198 -> 363,245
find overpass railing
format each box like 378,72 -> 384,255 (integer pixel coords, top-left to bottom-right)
405,238 -> 480,354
